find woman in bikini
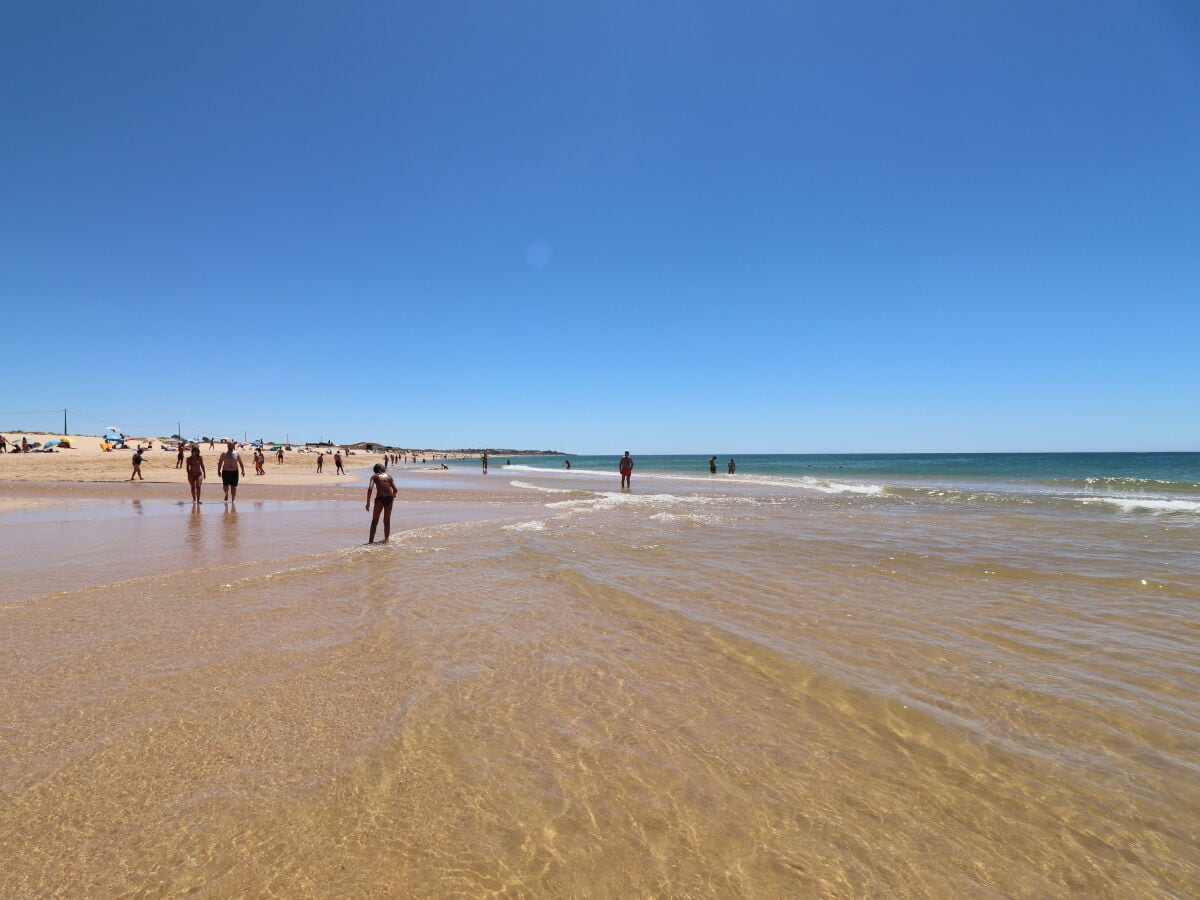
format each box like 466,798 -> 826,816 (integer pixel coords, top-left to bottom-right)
365,463 -> 398,543
186,446 -> 206,503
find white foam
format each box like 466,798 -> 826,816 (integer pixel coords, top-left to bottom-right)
1076,497 -> 1200,514
505,465 -> 885,497
502,520 -> 547,532
509,480 -> 577,494
649,512 -> 722,525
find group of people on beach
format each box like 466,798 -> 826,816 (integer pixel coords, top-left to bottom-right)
170,441 -> 246,503
104,442 -> 736,544
1,435 -> 28,452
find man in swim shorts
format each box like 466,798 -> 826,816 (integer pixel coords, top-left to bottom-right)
619,450 -> 633,489
365,462 -> 398,543
217,441 -> 246,502
186,445 -> 206,503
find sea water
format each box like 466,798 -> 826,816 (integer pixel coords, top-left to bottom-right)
2,456 -> 1198,895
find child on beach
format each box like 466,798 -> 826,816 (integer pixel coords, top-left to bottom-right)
365,463 -> 398,543
130,447 -> 145,480
253,449 -> 265,475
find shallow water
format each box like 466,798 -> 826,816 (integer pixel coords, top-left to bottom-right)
2,470 -> 1198,895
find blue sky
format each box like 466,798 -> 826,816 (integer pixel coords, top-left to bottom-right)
3,1 -> 1197,452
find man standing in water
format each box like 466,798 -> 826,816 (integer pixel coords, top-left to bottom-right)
619,450 -> 633,489
186,445 -> 206,503
728,458 -> 736,474
217,440 -> 246,502
709,455 -> 718,474
481,451 -> 489,473
365,463 -> 398,543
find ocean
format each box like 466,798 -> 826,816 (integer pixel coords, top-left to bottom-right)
2,452 -> 1198,895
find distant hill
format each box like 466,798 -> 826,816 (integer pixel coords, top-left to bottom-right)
340,442 -> 564,454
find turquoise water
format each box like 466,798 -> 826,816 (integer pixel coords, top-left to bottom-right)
487,452 -> 1199,484
458,452 -> 1200,515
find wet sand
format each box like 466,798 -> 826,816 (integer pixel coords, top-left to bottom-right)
2,465 -> 1198,896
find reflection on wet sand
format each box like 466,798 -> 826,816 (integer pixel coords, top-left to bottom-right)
186,505 -> 204,550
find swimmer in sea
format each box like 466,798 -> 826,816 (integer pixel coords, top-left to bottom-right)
365,462 -> 397,543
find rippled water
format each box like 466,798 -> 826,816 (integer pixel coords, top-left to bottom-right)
2,471 -> 1198,895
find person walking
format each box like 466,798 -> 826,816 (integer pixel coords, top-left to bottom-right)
334,450 -> 345,475
175,444 -> 185,469
316,451 -> 324,473
186,445 -> 206,503
129,446 -> 145,480
217,441 -> 246,502
276,447 -> 284,464
619,450 -> 634,489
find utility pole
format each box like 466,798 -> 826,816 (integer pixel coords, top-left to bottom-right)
63,409 -> 67,435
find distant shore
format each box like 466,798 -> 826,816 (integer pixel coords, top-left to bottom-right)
0,432 -> 557,486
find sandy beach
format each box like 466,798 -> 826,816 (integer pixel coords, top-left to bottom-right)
2,445 -> 1198,896
0,432 -> 468,489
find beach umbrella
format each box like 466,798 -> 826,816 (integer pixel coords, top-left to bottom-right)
43,439 -> 61,448
106,426 -> 120,434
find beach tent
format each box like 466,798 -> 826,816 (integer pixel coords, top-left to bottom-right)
42,439 -> 61,449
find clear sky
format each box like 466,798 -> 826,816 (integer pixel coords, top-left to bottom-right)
3,1 -> 1198,452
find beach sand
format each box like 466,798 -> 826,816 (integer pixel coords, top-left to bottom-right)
0,432 -> 466,486
2,444 -> 1197,896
